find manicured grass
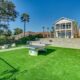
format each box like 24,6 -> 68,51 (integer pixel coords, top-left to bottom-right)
0,46 -> 80,80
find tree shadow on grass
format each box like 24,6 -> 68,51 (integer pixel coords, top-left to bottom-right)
38,48 -> 56,56
0,57 -> 17,70
0,57 -> 19,80
0,71 -> 17,80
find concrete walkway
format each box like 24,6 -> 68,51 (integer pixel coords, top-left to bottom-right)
0,46 -> 26,52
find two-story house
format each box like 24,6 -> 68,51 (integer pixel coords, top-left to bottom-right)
54,17 -> 78,38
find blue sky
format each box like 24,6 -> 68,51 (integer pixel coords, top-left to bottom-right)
10,0 -> 80,32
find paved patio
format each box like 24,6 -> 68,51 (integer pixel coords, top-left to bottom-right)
31,38 -> 80,49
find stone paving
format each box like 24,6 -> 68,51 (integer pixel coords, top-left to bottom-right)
31,38 -> 80,49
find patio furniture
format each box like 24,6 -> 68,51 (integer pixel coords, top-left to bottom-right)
27,44 -> 47,56
11,43 -> 16,47
1,44 -> 9,49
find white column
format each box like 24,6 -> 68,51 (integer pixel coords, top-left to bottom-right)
56,31 -> 58,38
54,30 -> 56,38
54,24 -> 56,38
60,24 -> 61,38
65,23 -> 66,38
71,22 -> 74,38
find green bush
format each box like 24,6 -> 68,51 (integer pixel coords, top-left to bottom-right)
0,35 -> 15,45
0,38 -> 14,45
0,34 -> 43,45
15,34 -> 43,45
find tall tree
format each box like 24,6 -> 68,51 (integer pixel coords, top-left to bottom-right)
21,13 -> 29,37
0,0 -> 18,27
0,24 -> 8,35
4,29 -> 12,37
0,0 -> 18,39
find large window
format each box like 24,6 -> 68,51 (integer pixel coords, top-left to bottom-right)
57,31 -> 65,38
56,24 -> 60,29
66,31 -> 71,38
61,23 -> 65,29
66,23 -> 71,29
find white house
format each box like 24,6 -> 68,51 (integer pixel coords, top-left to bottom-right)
54,17 -> 78,38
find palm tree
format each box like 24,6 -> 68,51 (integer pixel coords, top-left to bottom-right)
42,26 -> 45,38
47,27 -> 49,38
51,26 -> 54,38
21,13 -> 29,37
42,26 -> 45,32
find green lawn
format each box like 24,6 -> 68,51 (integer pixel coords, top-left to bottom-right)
0,46 -> 80,80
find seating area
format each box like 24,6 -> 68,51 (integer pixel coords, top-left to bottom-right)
0,43 -> 16,49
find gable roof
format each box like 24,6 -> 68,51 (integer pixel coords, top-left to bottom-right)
55,17 -> 74,24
